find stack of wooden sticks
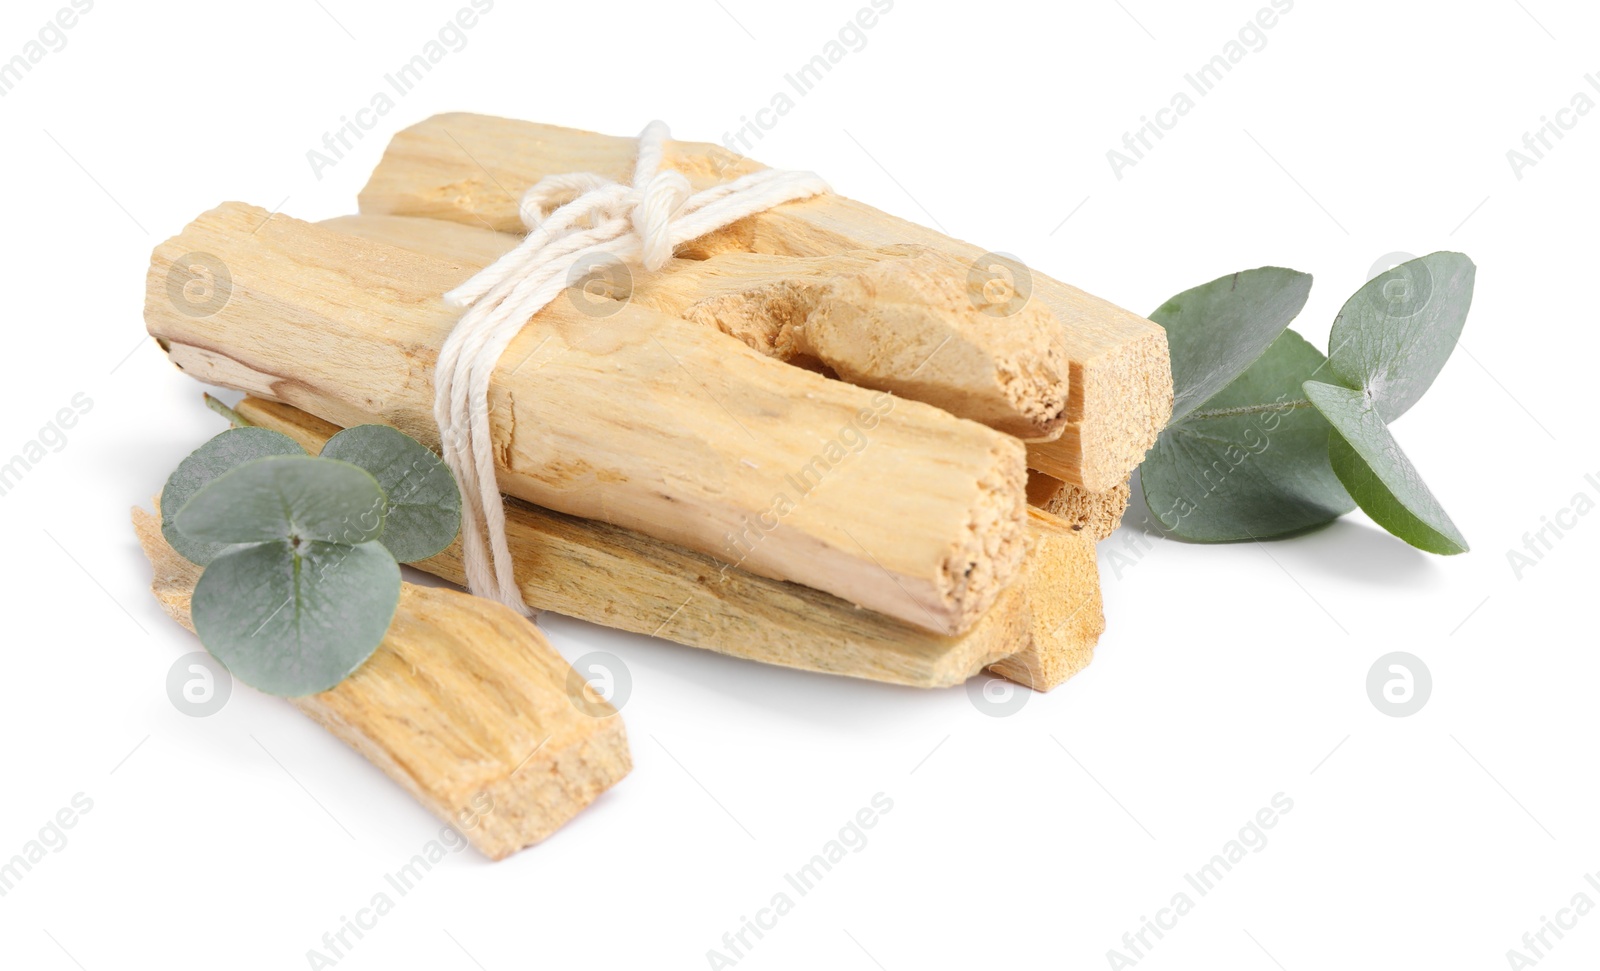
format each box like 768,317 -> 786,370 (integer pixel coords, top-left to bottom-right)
137,114 -> 1173,856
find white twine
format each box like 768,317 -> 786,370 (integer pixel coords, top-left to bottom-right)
435,121 -> 830,613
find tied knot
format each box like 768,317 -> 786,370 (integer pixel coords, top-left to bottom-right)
628,169 -> 693,271
433,121 -> 830,613
510,161 -> 691,273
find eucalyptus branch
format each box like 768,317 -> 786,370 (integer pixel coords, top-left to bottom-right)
1139,253 -> 1474,554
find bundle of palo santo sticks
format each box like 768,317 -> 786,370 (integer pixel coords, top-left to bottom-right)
137,114 -> 1173,857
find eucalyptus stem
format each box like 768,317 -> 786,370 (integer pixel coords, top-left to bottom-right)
204,393 -> 252,428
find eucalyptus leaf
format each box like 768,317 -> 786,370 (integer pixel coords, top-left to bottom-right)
319,425 -> 461,562
160,427 -> 304,565
1151,267 -> 1314,422
190,539 -> 401,696
1327,252 -> 1476,422
1142,331 -> 1354,541
1302,381 -> 1468,554
175,455 -> 386,547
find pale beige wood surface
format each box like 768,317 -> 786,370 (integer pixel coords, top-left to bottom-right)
234,397 -> 1106,692
1026,470 -> 1132,542
145,203 -> 1029,635
356,112 -> 1173,489
986,509 -> 1105,692
323,216 -> 1069,440
131,506 -> 629,860
234,397 -> 1028,689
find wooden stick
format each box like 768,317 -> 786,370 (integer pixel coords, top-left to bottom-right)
233,397 -> 1031,688
236,397 -> 1105,692
356,113 -> 1173,489
322,215 -> 1068,440
131,505 -> 629,860
1026,471 -> 1131,542
145,203 -> 1028,635
986,509 -> 1105,691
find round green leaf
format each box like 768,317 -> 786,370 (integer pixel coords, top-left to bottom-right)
319,425 -> 461,562
191,539 -> 401,696
1151,267 -> 1314,422
175,455 -> 386,547
1328,252 -> 1476,422
1303,381 -> 1468,554
161,427 -> 304,565
1142,331 -> 1355,541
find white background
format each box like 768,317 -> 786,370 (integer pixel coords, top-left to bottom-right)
2,0 -> 1596,968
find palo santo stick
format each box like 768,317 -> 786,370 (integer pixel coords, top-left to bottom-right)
131,505 -> 629,860
356,113 -> 1173,489
145,203 -> 1028,635
986,509 -> 1105,692
237,397 -> 1107,692
233,397 -> 1030,688
1026,470 -> 1131,542
323,215 -> 1067,440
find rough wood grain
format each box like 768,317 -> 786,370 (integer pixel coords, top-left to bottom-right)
356,113 -> 1173,489
131,505 -> 629,860
986,509 -> 1105,692
145,203 -> 1028,635
233,397 -> 1028,688
1026,470 -> 1131,542
234,397 -> 1106,692
323,215 -> 1069,440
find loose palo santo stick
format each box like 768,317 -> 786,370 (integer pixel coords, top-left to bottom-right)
233,397 -> 1029,688
146,203 -> 1028,635
131,505 -> 629,860
322,215 -> 1068,440
356,113 -> 1173,488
